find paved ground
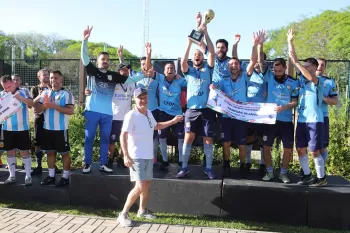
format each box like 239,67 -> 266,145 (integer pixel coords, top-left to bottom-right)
0,208 -> 277,233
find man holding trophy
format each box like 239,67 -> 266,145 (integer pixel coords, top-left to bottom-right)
178,10 -> 216,179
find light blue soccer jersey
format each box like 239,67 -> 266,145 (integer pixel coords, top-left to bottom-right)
247,70 -> 268,103
136,73 -> 159,111
319,75 -> 337,117
266,74 -> 299,122
204,46 -> 230,84
184,63 -> 213,109
297,75 -> 324,123
1,88 -> 32,131
39,88 -> 75,130
157,74 -> 187,116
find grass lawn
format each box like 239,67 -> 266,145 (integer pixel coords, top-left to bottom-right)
0,199 -> 347,233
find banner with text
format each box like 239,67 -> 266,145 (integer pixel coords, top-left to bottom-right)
207,89 -> 277,124
0,93 -> 22,124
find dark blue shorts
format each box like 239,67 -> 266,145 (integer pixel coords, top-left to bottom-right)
110,120 -> 123,144
184,108 -> 216,137
221,118 -> 247,145
323,117 -> 329,148
158,111 -> 184,139
151,109 -> 160,139
262,120 -> 294,149
246,122 -> 265,138
296,122 -> 323,152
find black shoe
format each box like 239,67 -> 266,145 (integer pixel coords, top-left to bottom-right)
239,163 -> 246,178
310,176 -> 327,187
222,160 -> 231,176
41,176 -> 56,185
117,158 -> 127,168
159,161 -> 169,170
31,166 -> 42,176
245,163 -> 252,173
107,158 -> 114,169
298,168 -> 304,178
56,177 -> 69,187
259,164 -> 266,177
297,174 -> 314,185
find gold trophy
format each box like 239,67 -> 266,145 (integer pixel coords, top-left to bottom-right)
189,9 -> 215,44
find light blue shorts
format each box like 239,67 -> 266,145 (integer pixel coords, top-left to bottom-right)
130,159 -> 153,181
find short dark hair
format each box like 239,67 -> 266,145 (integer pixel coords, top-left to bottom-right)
318,58 -> 327,66
304,57 -> 318,67
164,62 -> 175,68
50,70 -> 63,77
0,75 -> 12,83
230,56 -> 241,64
140,56 -> 146,61
12,74 -> 20,78
37,68 -> 49,77
98,52 -> 109,57
216,39 -> 228,48
273,58 -> 286,67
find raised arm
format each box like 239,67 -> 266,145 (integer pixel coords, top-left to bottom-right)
181,39 -> 193,73
287,29 -> 318,85
232,34 -> 241,58
257,30 -> 267,73
81,26 -> 93,66
246,32 -> 260,76
118,45 -> 124,63
145,42 -> 152,71
199,24 -> 214,67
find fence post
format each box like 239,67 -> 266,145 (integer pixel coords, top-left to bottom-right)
0,59 -> 4,76
79,59 -> 87,106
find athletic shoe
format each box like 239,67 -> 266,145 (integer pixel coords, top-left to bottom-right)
176,167 -> 189,178
297,174 -> 314,185
262,171 -> 274,181
245,163 -> 252,173
117,212 -> 133,227
41,176 -> 55,185
4,176 -> 16,185
159,161 -> 169,170
82,164 -> 91,174
31,166 -> 42,176
298,168 -> 304,178
24,177 -> 32,186
259,164 -> 266,177
107,158 -> 114,169
56,177 -> 69,187
279,173 -> 290,183
310,176 -> 328,187
239,163 -> 246,178
100,165 -> 113,173
204,168 -> 216,179
137,209 -> 157,219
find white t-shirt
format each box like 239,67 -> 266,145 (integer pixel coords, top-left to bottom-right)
122,108 -> 157,159
112,83 -> 136,120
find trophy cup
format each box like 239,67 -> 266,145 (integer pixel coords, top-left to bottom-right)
189,9 -> 215,44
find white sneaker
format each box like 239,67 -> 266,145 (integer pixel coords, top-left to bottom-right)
100,165 -> 113,173
25,176 -> 32,186
4,176 -> 16,185
117,212 -> 133,227
82,164 -> 91,174
137,209 -> 157,219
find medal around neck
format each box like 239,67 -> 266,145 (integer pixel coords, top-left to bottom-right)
189,9 -> 215,44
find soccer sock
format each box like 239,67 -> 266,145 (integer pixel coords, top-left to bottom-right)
321,149 -> 329,163
245,144 -> 253,163
260,146 -> 265,164
49,168 -> 55,178
7,155 -> 16,178
314,155 -> 325,179
280,167 -> 287,175
298,155 -> 311,176
35,150 -> 43,168
182,143 -> 192,168
178,139 -> 184,162
203,144 -> 213,169
63,170 -> 70,179
159,138 -> 168,162
266,166 -> 273,173
22,155 -> 32,178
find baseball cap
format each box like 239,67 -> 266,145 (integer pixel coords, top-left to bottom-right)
116,63 -> 128,72
133,87 -> 148,98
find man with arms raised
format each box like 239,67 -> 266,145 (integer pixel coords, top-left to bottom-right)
117,88 -> 183,227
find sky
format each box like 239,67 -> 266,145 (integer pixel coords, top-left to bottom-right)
0,0 -> 349,59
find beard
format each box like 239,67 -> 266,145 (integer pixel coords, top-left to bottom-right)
217,51 -> 227,59
274,75 -> 285,83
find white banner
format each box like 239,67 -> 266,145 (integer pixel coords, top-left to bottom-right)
207,88 -> 277,124
0,93 -> 22,124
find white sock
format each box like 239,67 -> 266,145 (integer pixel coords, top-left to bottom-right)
298,155 -> 311,175
7,156 -> 16,177
48,168 -> 55,178
178,139 -> 184,162
313,156 -> 325,179
22,155 -> 32,178
63,170 -> 70,179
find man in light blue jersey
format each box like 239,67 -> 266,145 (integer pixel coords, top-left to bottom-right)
0,75 -> 34,186
288,29 -> 326,186
262,58 -> 299,183
34,70 -> 74,187
316,58 -> 338,167
81,26 -> 128,174
156,62 -> 187,170
214,31 -> 261,178
177,23 -> 216,179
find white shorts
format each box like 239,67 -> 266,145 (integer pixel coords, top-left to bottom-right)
129,159 -> 153,181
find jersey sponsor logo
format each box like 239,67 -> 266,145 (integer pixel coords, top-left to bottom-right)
298,106 -> 307,111
164,101 -> 175,107
98,82 -> 109,88
286,85 -> 291,90
195,91 -> 204,96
